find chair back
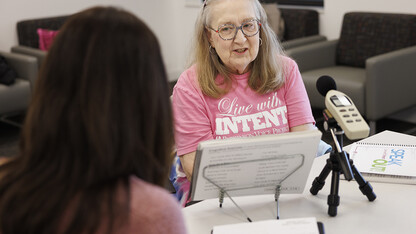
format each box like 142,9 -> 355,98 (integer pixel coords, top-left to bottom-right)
16,15 -> 69,49
336,12 -> 416,68
280,8 -> 319,41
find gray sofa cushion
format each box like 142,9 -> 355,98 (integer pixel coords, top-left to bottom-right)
301,66 -> 366,113
0,56 -> 17,85
0,79 -> 31,114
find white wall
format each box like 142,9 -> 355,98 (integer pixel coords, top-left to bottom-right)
1,0 -> 416,81
0,0 -> 191,81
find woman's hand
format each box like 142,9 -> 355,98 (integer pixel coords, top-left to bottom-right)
179,151 -> 196,181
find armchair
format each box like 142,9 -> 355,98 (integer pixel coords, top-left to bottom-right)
0,51 -> 38,126
279,8 -> 327,50
11,15 -> 69,67
261,3 -> 326,50
287,12 -> 416,134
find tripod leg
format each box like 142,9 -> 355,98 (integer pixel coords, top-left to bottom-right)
310,158 -> 332,195
275,185 -> 281,219
351,162 -> 377,201
219,189 -> 225,207
328,170 -> 340,217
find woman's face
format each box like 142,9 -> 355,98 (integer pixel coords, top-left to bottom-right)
207,0 -> 260,74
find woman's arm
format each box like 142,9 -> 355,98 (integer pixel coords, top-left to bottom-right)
179,151 -> 196,181
291,123 -> 332,156
172,67 -> 214,163
290,123 -> 316,132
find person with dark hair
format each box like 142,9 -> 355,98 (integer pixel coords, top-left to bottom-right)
171,0 -> 330,206
0,6 -> 187,234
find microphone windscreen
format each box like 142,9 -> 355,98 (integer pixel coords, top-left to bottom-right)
316,75 -> 337,97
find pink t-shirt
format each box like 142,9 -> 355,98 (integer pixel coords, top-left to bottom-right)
173,56 -> 315,156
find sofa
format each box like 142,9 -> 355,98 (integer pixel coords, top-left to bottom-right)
11,15 -> 70,68
0,51 -> 38,126
286,12 -> 416,134
261,3 -> 327,50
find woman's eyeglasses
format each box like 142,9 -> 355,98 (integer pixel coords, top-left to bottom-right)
207,19 -> 261,40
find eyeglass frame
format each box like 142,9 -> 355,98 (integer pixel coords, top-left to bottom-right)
206,19 -> 262,41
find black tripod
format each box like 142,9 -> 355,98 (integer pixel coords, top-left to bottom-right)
310,110 -> 377,217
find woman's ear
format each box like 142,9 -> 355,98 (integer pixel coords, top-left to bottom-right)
205,28 -> 214,46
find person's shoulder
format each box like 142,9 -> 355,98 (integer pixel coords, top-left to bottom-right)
279,55 -> 297,67
277,55 -> 299,78
129,176 -> 177,204
173,64 -> 202,96
128,177 -> 186,233
129,176 -> 182,215
177,64 -> 198,85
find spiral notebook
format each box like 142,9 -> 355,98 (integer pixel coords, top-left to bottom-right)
349,142 -> 416,185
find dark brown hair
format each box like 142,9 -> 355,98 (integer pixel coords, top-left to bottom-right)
0,6 -> 173,234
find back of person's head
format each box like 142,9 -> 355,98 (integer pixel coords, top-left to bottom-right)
0,6 -> 173,234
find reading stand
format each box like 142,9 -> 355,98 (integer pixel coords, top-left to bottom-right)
202,155 -> 304,220
310,109 -> 376,216
189,130 -> 322,221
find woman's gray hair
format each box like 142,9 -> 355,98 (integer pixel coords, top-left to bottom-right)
188,0 -> 286,98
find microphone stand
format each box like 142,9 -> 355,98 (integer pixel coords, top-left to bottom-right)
310,109 -> 377,217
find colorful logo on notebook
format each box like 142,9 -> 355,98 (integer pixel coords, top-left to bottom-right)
370,148 -> 404,172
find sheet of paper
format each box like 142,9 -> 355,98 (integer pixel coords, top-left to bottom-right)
190,130 -> 322,201
202,154 -> 304,192
212,217 -> 320,234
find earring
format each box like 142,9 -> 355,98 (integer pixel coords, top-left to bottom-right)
259,38 -> 263,46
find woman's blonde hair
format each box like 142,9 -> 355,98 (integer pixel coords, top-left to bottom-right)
189,0 -> 286,98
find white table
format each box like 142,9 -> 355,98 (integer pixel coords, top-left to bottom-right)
182,130 -> 416,234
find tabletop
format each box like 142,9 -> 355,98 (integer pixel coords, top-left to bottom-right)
182,130 -> 416,234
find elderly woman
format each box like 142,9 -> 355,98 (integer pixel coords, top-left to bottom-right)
172,0 -> 323,205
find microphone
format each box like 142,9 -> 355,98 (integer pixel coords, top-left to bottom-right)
316,75 -> 357,181
316,75 -> 370,140
316,75 -> 336,97
310,77 -> 377,212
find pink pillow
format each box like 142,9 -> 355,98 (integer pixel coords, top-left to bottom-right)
37,28 -> 59,51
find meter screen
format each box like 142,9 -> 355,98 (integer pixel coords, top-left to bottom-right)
330,95 -> 352,107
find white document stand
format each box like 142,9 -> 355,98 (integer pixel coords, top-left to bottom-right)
202,154 -> 305,219
189,130 -> 322,220
183,131 -> 416,234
